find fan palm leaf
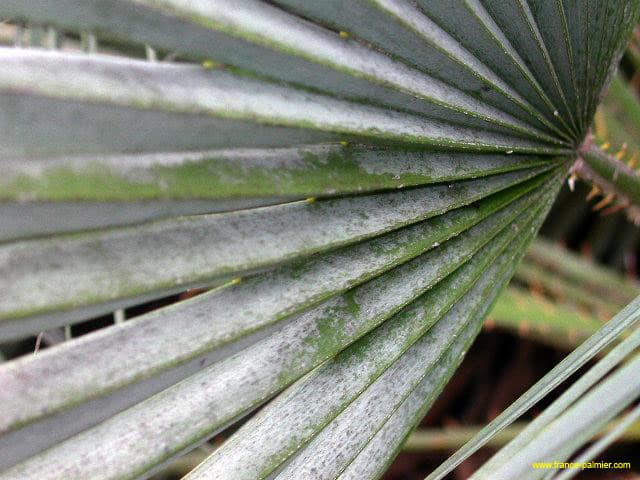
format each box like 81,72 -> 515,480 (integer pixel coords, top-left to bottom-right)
0,1 -> 639,479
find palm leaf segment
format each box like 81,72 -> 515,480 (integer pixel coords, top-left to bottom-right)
0,1 -> 637,478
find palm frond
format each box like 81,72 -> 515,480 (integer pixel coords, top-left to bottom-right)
0,1 -> 638,479
470,323 -> 640,479
427,294 -> 640,479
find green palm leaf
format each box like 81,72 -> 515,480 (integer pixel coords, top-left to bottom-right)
469,314 -> 640,480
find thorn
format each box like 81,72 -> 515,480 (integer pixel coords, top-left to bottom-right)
595,306 -> 611,322
514,293 -> 527,310
528,279 -> 544,298
593,110 -> 607,139
602,200 -> 629,216
539,297 -> 554,315
230,277 -> 242,285
306,197 -> 317,203
568,329 -> 579,344
615,143 -> 628,160
339,31 -> 349,39
586,185 -> 601,201
593,193 -> 615,211
567,173 -> 578,191
518,322 -> 531,336
548,285 -> 565,304
628,153 -> 639,169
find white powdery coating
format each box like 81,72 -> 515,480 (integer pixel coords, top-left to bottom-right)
0,49 -> 555,150
0,168 -> 542,318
